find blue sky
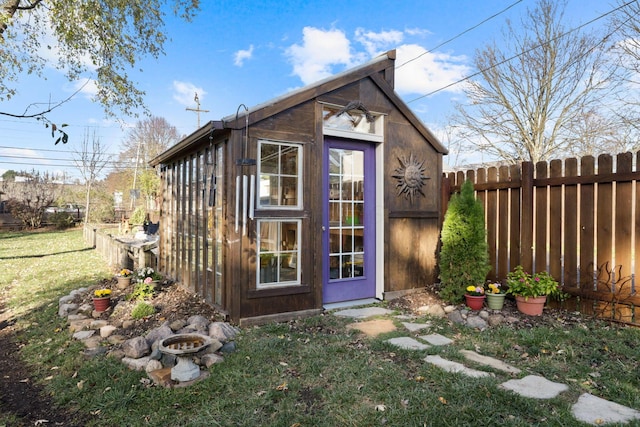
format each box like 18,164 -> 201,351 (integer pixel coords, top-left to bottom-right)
0,0 -> 613,179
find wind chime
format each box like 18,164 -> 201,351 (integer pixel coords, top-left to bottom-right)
234,104 -> 255,237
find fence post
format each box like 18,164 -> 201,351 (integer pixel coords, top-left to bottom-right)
440,173 -> 452,225
520,162 -> 534,273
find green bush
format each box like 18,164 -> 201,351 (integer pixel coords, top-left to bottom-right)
48,212 -> 75,229
129,207 -> 146,225
127,282 -> 156,301
438,180 -> 491,303
131,302 -> 156,319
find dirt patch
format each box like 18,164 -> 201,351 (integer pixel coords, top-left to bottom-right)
346,319 -> 397,337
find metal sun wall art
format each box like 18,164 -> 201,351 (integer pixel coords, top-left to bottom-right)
392,153 -> 430,204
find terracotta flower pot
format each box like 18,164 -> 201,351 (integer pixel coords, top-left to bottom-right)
116,276 -> 131,289
515,295 -> 547,316
465,294 -> 485,310
486,293 -> 506,310
92,297 -> 111,312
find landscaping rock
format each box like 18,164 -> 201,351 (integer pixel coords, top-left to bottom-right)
58,303 -> 78,317
107,349 -> 125,360
59,295 -> 75,305
72,330 -> 95,340
100,325 -> 117,338
187,315 -> 210,330
169,319 -> 187,331
487,314 -> 505,327
417,304 -> 446,318
219,341 -> 237,354
90,320 -> 109,329
145,359 -> 163,373
107,335 -> 126,345
122,356 -> 152,371
466,315 -> 488,330
209,322 -> 239,342
447,310 -> 465,325
145,324 -> 174,346
122,336 -> 150,359
201,353 -> 225,368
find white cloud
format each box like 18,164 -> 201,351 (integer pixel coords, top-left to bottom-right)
395,44 -> 470,95
354,28 -> 404,56
285,27 -> 360,85
172,81 -> 207,107
0,147 -> 52,167
70,78 -> 99,99
234,45 -> 254,67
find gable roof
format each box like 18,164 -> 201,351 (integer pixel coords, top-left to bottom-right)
151,50 -> 446,166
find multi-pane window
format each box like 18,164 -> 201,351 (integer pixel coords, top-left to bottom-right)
257,220 -> 300,288
258,141 -> 301,208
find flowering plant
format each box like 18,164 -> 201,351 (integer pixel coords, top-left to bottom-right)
506,266 -> 559,299
117,268 -> 133,278
486,282 -> 503,294
94,289 -> 112,298
465,285 -> 485,296
135,267 -> 162,283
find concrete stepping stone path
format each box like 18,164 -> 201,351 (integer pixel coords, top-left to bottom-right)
419,333 -> 453,346
500,375 -> 568,399
401,322 -> 431,332
386,337 -> 430,351
459,350 -> 521,375
571,393 -> 640,425
332,307 -> 393,319
424,355 -> 493,378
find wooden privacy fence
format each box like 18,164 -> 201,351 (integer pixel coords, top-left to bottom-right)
442,152 -> 640,325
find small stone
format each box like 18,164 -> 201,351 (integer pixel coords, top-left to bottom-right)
417,305 -> 446,318
107,349 -> 126,359
169,319 -> 188,331
145,359 -> 163,373
201,338 -> 223,353
187,315 -> 210,328
201,353 -> 224,368
100,325 -> 117,338
122,336 -> 150,359
447,310 -> 465,325
146,324 -> 174,346
68,319 -> 93,333
122,356 -> 152,371
81,336 -> 103,349
478,310 -> 489,320
58,303 -> 78,318
208,322 -> 240,342
443,305 -> 457,314
466,316 -> 488,330
161,353 -> 177,367
487,314 -> 505,327
83,347 -> 108,358
72,330 -> 95,340
90,320 -> 109,329
107,335 -> 126,345
219,341 -> 237,354
59,295 -> 75,305
505,316 -> 520,324
67,314 -> 87,322
149,348 -> 163,361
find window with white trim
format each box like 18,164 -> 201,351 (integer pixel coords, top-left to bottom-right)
257,219 -> 301,288
258,140 -> 302,209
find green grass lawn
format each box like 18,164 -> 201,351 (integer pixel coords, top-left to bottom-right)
1,229 -> 639,426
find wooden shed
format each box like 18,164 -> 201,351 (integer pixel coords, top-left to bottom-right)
151,50 -> 447,325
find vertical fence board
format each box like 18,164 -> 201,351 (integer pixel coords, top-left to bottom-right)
535,161 -> 549,273
596,154 -> 614,296
564,158 -> 578,288
549,160 -> 563,281
614,153 -> 633,322
497,166 -> 511,279
521,162 -> 534,272
509,165 -> 522,272
486,167 -> 498,280
580,156 -> 595,291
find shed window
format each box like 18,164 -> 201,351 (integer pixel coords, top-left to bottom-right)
257,220 -> 300,288
258,140 -> 301,208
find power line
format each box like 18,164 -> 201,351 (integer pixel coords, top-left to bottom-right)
407,0 -> 637,104
397,0 -> 524,69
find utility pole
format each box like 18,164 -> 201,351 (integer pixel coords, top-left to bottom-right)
186,92 -> 210,128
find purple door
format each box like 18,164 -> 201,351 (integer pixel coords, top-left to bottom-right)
322,138 -> 376,304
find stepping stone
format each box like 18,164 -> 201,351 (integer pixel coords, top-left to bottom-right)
332,307 -> 393,319
387,337 -> 430,350
424,355 -> 493,378
419,333 -> 453,346
459,350 -> 521,374
402,322 -> 431,332
500,375 -> 568,399
572,393 -> 640,425
347,319 -> 396,337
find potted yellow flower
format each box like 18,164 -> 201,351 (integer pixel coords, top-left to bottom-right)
464,285 -> 485,310
116,268 -> 133,289
485,282 -> 506,310
92,288 -> 112,312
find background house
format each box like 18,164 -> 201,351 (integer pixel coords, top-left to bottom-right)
151,50 -> 447,325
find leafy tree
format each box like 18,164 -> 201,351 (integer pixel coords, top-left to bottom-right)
1,170 -> 17,182
453,0 -> 615,163
438,180 -> 490,303
0,1 -> 200,123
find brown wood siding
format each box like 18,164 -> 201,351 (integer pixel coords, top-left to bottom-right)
387,217 -> 439,289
